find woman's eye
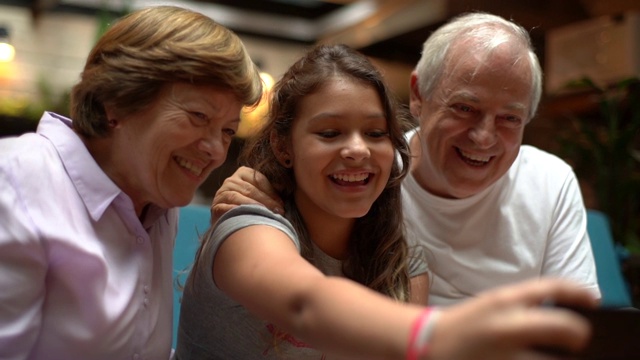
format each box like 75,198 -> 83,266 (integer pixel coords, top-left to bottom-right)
190,112 -> 209,126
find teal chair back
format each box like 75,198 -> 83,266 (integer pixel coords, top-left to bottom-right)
172,204 -> 211,348
586,209 -> 632,307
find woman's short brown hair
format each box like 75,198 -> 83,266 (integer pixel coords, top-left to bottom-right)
70,5 -> 263,138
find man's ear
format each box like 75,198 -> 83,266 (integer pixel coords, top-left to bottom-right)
270,130 -> 292,168
409,71 -> 423,118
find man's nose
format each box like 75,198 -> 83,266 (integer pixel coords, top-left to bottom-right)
468,115 -> 497,149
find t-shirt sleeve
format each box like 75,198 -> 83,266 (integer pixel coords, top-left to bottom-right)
405,224 -> 429,278
544,169 -> 601,298
197,205 -> 298,289
407,243 -> 429,278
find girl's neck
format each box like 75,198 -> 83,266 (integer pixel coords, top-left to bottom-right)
293,200 -> 354,260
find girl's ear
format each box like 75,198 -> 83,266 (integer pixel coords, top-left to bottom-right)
270,130 -> 293,168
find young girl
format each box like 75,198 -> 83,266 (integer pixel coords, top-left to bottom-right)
175,44 -> 596,360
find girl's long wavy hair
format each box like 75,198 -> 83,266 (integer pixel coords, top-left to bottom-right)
240,44 -> 413,301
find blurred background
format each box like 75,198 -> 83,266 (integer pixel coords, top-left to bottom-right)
1,0 -> 639,302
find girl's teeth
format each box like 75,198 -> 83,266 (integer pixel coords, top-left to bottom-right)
332,173 -> 369,182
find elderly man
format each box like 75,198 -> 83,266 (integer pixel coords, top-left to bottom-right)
401,12 -> 599,304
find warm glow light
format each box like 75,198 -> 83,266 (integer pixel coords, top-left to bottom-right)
259,72 -> 274,90
237,72 -> 275,138
0,42 -> 15,63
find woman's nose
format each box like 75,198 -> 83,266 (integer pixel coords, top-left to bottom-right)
198,132 -> 227,161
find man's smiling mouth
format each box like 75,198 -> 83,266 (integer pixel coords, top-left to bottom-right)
456,148 -> 492,166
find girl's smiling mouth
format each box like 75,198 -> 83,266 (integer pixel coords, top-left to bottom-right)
330,172 -> 372,186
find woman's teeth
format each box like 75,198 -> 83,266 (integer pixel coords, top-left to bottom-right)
175,157 -> 203,176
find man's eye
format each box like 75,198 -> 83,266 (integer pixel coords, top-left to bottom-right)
224,128 -> 237,137
450,104 -> 475,115
500,115 -> 523,128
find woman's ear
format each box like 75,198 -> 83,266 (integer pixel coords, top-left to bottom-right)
103,103 -> 120,129
270,130 -> 293,168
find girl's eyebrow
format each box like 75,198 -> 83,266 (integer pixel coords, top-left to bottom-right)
308,111 -> 386,122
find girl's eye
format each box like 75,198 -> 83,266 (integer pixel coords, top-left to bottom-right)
367,130 -> 389,138
317,130 -> 339,138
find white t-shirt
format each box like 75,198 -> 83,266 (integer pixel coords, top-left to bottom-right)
403,129 -> 600,305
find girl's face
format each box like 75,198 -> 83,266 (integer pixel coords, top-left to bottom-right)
288,76 -> 394,223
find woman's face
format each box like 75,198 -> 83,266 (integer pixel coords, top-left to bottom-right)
108,82 -> 243,212
289,77 -> 394,222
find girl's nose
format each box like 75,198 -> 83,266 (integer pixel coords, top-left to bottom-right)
340,134 -> 370,161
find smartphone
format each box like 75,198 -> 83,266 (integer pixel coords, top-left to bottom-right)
535,306 -> 640,359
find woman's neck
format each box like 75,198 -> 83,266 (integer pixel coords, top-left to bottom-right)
81,132 -> 147,217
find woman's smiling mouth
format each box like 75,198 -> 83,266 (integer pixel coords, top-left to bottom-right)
175,156 -> 204,176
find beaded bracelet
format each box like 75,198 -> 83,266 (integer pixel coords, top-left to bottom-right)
406,307 -> 440,360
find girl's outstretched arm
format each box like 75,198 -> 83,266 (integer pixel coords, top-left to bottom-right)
213,223 -> 598,360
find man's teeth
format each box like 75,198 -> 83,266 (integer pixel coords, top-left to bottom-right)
459,150 -> 490,163
332,173 -> 369,182
176,157 -> 203,176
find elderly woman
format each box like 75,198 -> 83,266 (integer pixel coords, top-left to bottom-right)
0,6 -> 261,360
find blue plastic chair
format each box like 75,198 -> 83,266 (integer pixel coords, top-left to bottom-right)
586,209 -> 632,307
172,204 -> 211,348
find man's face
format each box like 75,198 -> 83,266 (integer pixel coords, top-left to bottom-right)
409,43 -> 533,199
